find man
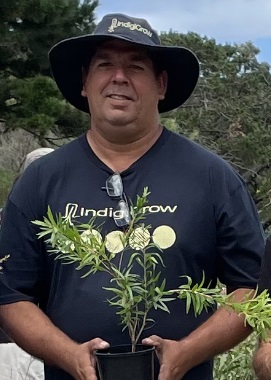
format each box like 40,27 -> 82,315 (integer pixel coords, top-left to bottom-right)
253,237 -> 271,380
0,13 -> 265,380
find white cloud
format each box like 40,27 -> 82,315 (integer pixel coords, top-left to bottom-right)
96,0 -> 271,42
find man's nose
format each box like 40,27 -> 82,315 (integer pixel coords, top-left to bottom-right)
112,67 -> 129,84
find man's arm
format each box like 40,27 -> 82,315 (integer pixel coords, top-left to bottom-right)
143,288 -> 253,380
252,238 -> 271,380
0,301 -> 109,380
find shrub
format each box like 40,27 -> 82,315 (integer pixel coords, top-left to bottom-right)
0,169 -> 15,207
214,333 -> 257,379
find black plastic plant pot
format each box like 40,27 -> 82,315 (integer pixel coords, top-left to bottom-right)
95,344 -> 155,380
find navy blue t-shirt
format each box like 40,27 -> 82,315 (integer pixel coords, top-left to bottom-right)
0,128 -> 264,379
258,237 -> 271,294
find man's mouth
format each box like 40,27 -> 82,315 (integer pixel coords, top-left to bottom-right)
108,94 -> 132,101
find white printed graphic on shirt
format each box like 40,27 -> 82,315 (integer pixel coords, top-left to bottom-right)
63,203 -> 177,253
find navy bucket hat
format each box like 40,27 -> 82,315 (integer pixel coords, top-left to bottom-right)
49,13 -> 200,114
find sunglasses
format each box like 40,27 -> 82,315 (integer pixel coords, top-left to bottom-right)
104,172 -> 131,227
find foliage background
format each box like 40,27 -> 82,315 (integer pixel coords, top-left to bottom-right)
214,335 -> 257,380
0,0 -> 269,377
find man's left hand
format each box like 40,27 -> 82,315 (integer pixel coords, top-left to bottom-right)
142,335 -> 188,380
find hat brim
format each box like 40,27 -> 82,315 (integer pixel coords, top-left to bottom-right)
49,34 -> 199,114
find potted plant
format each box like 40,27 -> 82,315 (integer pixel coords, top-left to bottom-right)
33,188 -> 271,380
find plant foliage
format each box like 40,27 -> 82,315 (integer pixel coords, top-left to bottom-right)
33,189 -> 271,352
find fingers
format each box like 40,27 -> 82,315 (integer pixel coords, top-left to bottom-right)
142,335 -> 163,350
84,338 -> 110,368
142,337 -> 185,380
86,338 -> 110,352
72,338 -> 110,379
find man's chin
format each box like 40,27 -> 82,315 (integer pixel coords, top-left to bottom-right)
105,112 -> 135,127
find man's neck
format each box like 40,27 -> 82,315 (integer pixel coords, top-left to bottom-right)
86,123 -> 163,172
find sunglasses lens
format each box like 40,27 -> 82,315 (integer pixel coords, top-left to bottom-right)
114,199 -> 131,227
106,173 -> 123,197
104,172 -> 131,227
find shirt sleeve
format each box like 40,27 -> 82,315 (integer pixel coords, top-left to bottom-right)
215,182 -> 265,289
258,237 -> 271,294
208,158 -> 265,290
0,171 -> 48,307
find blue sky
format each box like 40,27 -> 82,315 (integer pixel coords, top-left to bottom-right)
95,0 -> 271,64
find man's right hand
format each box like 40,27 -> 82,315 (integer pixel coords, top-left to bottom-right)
70,338 -> 110,380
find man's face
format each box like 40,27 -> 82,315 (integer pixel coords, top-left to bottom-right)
81,40 -> 167,127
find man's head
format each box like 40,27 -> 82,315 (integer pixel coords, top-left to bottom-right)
49,13 -> 199,115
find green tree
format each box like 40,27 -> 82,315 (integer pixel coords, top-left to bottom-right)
0,0 -> 98,77
1,75 -> 89,144
0,0 -> 98,143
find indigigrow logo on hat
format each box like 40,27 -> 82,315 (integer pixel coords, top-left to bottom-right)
108,17 -> 153,37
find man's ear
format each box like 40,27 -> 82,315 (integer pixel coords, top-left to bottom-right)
158,70 -> 168,100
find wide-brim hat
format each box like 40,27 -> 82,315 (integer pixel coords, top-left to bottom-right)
49,13 -> 200,114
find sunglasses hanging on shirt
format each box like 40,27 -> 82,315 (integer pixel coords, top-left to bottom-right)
104,172 -> 131,228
